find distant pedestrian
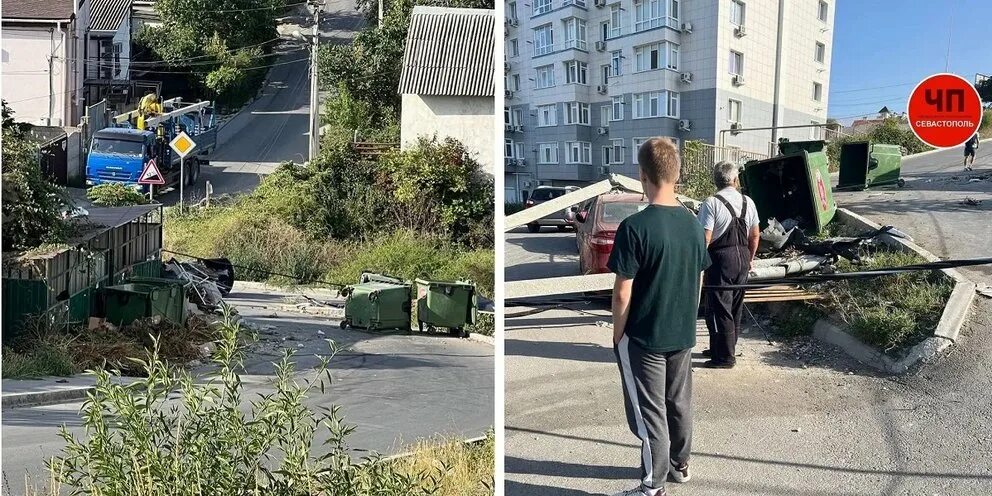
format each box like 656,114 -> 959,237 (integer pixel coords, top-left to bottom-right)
696,161 -> 760,369
964,132 -> 980,171
607,137 -> 711,496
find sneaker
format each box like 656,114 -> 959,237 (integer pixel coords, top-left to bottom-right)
611,488 -> 666,496
702,359 -> 734,369
669,461 -> 691,483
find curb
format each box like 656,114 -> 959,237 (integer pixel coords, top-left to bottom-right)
2,386 -> 93,410
378,435 -> 490,463
467,333 -> 495,345
896,137 -> 992,160
808,208 -> 978,371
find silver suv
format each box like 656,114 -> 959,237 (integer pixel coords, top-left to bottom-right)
524,186 -> 580,233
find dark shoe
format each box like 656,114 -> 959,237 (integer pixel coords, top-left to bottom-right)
701,349 -> 711,357
703,360 -> 734,369
669,461 -> 691,483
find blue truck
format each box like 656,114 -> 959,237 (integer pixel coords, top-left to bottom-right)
86,98 -> 218,191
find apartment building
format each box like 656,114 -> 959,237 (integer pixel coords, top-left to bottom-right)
504,0 -> 834,202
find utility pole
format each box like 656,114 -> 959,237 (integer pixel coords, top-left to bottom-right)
378,0 -> 384,27
307,0 -> 323,162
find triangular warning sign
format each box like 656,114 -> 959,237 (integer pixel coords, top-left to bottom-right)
138,159 -> 166,185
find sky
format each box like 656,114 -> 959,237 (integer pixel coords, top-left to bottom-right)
828,0 -> 992,124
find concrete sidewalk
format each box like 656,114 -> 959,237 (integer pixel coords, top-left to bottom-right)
505,303 -> 992,495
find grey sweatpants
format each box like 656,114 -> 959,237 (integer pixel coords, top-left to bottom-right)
614,335 -> 693,492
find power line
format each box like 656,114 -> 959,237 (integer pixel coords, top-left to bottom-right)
831,82 -> 915,94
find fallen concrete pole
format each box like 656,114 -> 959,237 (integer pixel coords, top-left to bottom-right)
505,255 -> 830,300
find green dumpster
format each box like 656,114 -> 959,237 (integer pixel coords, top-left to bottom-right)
742,140 -> 837,233
359,271 -> 407,285
837,142 -> 903,190
340,282 -> 411,331
102,282 -> 186,327
415,279 -> 477,337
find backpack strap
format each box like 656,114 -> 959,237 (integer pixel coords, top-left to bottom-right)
714,194 -> 744,220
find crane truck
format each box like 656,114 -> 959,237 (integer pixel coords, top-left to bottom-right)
85,97 -> 218,191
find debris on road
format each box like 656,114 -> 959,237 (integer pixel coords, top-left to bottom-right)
961,197 -> 983,207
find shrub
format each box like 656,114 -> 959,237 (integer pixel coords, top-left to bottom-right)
2,103 -> 71,251
48,311 -> 472,495
87,183 -> 149,207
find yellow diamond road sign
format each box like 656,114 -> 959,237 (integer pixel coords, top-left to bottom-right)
169,132 -> 197,158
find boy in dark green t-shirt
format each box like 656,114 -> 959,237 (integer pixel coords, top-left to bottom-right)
607,138 -> 711,496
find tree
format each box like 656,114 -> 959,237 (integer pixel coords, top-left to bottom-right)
977,77 -> 992,107
138,0 -> 281,102
319,0 -> 495,123
1,101 -> 71,251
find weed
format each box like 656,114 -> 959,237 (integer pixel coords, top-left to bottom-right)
392,432 -> 495,496
42,309 -> 490,495
770,304 -> 824,338
817,250 -> 952,353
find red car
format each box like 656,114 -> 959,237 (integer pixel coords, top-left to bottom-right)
574,193 -> 648,274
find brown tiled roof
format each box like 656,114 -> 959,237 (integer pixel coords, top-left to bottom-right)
2,0 -> 75,21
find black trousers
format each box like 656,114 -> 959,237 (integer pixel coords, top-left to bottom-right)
704,246 -> 748,364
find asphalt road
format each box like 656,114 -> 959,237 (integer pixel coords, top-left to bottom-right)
2,284 -> 493,493
833,140 -> 992,284
154,0 -> 365,206
504,222 -> 992,494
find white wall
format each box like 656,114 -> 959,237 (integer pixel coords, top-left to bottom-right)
401,93 -> 495,175
2,25 -> 72,125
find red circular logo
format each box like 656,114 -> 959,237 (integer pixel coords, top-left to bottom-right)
908,73 -> 983,148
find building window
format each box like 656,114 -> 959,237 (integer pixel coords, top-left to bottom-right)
564,60 -> 588,84
730,0 -> 745,26
510,74 -> 521,91
812,82 -> 823,101
611,96 -> 624,120
601,105 -> 611,126
510,38 -> 519,57
609,4 -> 622,37
729,50 -> 744,75
602,146 -> 612,166
538,142 -> 560,164
563,18 -> 587,50
728,99 -> 742,123
505,107 -> 512,126
818,0 -> 828,22
534,0 -> 552,16
611,50 -> 623,76
814,42 -> 825,63
512,108 -> 523,126
633,91 -> 679,118
505,139 -> 515,158
634,41 -> 679,72
611,138 -> 625,164
536,65 -> 555,88
564,102 -> 590,125
601,64 -> 611,85
632,137 -> 648,164
565,141 -> 592,164
633,0 -> 678,31
534,24 -> 554,56
508,1 -> 517,20
537,104 -> 558,126
516,143 -> 525,159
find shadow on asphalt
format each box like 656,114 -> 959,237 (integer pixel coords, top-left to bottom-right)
0,408 -> 84,429
505,338 -> 614,364
504,481 -> 601,496
507,455 -> 639,481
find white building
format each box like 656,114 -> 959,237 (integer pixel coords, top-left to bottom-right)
398,6 -> 495,174
83,0 -> 133,106
504,0 -> 835,201
2,0 -> 89,126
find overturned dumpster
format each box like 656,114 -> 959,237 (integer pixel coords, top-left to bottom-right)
836,142 -> 904,190
741,140 -> 837,233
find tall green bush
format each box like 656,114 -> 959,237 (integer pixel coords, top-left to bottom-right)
1,102 -> 71,251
